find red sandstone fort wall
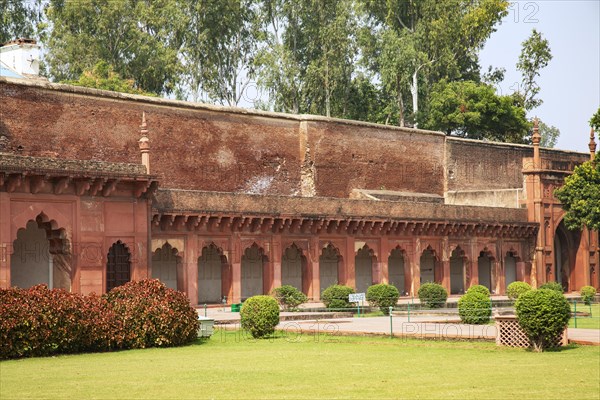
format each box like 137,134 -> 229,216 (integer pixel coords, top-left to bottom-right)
0,79 -> 591,198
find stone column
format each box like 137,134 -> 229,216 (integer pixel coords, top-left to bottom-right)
186,233 -> 199,306
0,192 -> 11,288
410,238 -> 421,296
231,235 -> 242,303
310,237 -> 320,300
378,237 -> 389,284
344,237 -> 355,288
441,238 -> 450,293
270,235 -> 282,292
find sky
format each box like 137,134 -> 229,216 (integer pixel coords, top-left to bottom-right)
479,0 -> 600,153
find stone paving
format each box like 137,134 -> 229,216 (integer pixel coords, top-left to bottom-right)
199,304 -> 600,345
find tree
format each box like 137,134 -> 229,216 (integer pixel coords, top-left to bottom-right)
516,29 -> 552,111
554,156 -> 600,231
65,61 -> 154,96
0,0 -> 44,44
255,0 -> 357,117
360,0 -> 509,126
590,107 -> 600,132
537,119 -> 560,148
422,80 -> 530,143
45,0 -> 186,95
179,0 -> 259,106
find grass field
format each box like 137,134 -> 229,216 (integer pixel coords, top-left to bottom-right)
1,330 -> 599,399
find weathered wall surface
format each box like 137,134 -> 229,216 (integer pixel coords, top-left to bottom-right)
307,121 -> 446,197
0,81 -> 302,195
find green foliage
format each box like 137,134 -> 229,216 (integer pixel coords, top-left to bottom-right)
240,295 -> 280,338
555,158 -> 600,231
458,292 -> 492,324
418,282 -> 448,309
46,0 -> 185,95
537,119 -> 560,148
580,286 -> 597,306
271,285 -> 307,311
65,61 -> 155,96
366,283 -> 400,315
321,284 -> 355,309
0,0 -> 43,44
423,79 -> 530,143
516,289 -> 570,351
506,281 -> 532,300
590,107 -> 600,132
538,282 -> 564,293
103,279 -> 200,349
516,29 -> 553,111
466,284 -> 491,298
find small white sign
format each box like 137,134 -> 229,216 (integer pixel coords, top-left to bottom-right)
349,293 -> 366,303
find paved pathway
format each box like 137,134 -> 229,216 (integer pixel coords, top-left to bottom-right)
201,308 -> 600,345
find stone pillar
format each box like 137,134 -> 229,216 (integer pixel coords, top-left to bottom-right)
231,235 -> 242,303
270,235 -> 282,292
379,237 -> 389,284
410,238 -> 421,296
186,234 -> 199,305
441,238 -> 450,293
310,237 -> 320,301
344,237 -> 355,288
0,192 -> 11,288
469,241 -> 479,288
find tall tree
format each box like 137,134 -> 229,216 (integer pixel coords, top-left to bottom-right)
45,0 -> 186,95
360,0 -> 508,126
0,0 -> 44,44
423,79 -> 530,143
555,158 -> 600,231
255,0 -> 357,117
516,29 -> 552,111
180,0 -> 259,106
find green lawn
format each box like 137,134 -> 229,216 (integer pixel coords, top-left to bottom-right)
1,330 -> 599,399
569,304 -> 600,329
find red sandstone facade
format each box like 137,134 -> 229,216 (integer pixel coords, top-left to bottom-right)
0,78 -> 598,304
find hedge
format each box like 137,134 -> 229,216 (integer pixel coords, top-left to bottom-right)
271,285 -> 308,311
580,286 -> 597,305
506,281 -> 532,301
366,284 -> 400,315
458,292 -> 492,324
321,285 -> 355,309
539,281 -> 564,293
418,283 -> 448,308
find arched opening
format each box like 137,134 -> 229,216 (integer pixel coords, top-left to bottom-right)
504,252 -> 518,287
281,244 -> 306,294
152,243 -> 180,291
420,247 -> 438,284
11,214 -> 71,290
450,247 -> 466,295
241,244 -> 266,299
198,244 -> 227,303
355,245 -> 375,294
388,247 -> 407,295
319,243 -> 340,293
554,221 -> 575,292
106,241 -> 131,292
477,251 -> 493,292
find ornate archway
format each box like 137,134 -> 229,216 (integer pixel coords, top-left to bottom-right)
319,243 -> 341,293
198,243 -> 228,303
241,243 -> 267,299
106,241 -> 131,292
152,242 -> 181,291
281,243 -> 307,294
355,245 -> 375,293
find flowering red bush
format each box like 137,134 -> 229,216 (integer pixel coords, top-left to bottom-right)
103,279 -> 199,348
0,280 -> 198,359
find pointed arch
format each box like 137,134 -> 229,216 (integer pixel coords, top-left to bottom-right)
420,246 -> 440,284
152,242 -> 181,291
477,248 -> 494,292
282,243 -> 307,294
198,242 -> 228,303
355,244 -> 376,293
319,242 -> 342,293
388,245 -> 408,295
106,241 -> 131,292
241,243 -> 267,299
450,246 -> 467,294
11,213 -> 71,290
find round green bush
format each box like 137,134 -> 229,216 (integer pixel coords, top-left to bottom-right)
240,295 -> 280,338
271,285 -> 308,311
506,281 -> 532,300
539,281 -> 564,293
515,289 -> 571,351
466,284 -> 491,297
580,286 -> 597,305
458,292 -> 492,324
418,283 -> 448,309
366,284 -> 400,315
321,285 -> 355,309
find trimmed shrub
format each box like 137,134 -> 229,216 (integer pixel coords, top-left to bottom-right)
506,281 -> 532,301
539,281 -> 564,293
366,284 -> 400,315
458,292 -> 492,324
271,285 -> 308,311
516,289 -> 571,351
321,285 -> 355,309
466,285 -> 491,297
240,295 -> 280,338
580,286 -> 597,305
103,279 -> 199,349
418,283 -> 448,309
